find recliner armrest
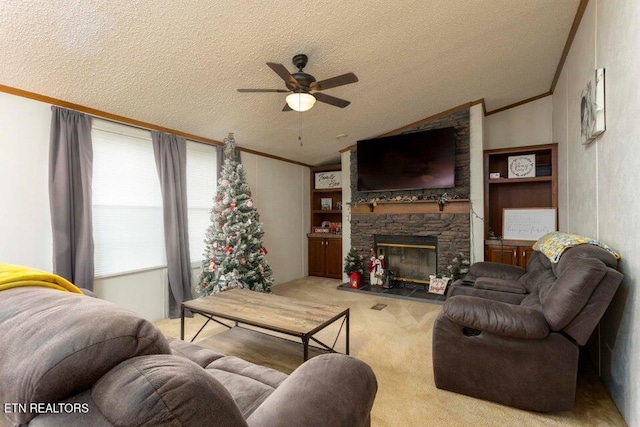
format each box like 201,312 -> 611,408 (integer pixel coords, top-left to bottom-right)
474,277 -> 527,294
467,262 -> 526,281
443,296 -> 549,339
247,354 -> 377,427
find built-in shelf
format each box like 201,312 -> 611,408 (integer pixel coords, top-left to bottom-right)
350,199 -> 470,214
484,143 -> 558,267
309,164 -> 343,279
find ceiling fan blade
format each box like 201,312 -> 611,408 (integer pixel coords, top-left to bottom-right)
267,62 -> 300,89
311,72 -> 358,91
282,103 -> 293,112
313,92 -> 351,108
237,88 -> 290,93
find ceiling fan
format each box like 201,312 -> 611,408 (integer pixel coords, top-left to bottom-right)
237,54 -> 358,112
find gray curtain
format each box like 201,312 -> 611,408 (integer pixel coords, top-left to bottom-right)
152,131 -> 193,318
49,106 -> 95,290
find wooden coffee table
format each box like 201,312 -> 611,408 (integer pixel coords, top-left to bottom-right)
181,289 -> 349,361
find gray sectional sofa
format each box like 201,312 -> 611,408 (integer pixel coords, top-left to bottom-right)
0,287 -> 377,426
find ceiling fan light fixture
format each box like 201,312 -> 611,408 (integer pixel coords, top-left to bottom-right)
286,92 -> 316,112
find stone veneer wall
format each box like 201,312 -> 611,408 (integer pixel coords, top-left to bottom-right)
349,109 -> 471,276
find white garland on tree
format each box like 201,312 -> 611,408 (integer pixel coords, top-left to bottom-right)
197,133 -> 273,295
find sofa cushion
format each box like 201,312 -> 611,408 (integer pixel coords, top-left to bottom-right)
206,356 -> 287,417
553,244 -> 619,276
167,336 -> 226,367
540,258 -> 607,331
0,287 -> 170,425
92,355 -> 248,427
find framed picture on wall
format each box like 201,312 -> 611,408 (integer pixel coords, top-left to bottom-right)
580,68 -> 606,144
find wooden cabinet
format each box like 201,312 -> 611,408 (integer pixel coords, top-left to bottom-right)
308,164 -> 342,279
484,144 -> 557,266
485,242 -> 534,268
308,236 -> 342,279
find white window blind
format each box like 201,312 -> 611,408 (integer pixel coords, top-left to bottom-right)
186,141 -> 218,263
92,120 -> 166,276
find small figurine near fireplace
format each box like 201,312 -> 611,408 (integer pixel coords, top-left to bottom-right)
367,249 -> 385,286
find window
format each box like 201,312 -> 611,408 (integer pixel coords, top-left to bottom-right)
92,120 -> 166,276
186,141 -> 217,263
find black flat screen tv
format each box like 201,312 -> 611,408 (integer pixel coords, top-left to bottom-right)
357,127 -> 456,192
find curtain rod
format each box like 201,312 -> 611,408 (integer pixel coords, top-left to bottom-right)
0,84 -> 312,168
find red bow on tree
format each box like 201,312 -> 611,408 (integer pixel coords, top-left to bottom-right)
224,246 -> 233,253
259,247 -> 268,255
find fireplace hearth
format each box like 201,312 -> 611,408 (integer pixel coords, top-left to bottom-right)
336,234 -> 446,304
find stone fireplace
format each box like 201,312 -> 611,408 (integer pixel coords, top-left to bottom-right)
348,108 -> 471,287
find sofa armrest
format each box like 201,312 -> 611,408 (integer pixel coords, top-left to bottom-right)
247,354 -> 377,427
468,262 -> 526,281
443,296 -> 549,339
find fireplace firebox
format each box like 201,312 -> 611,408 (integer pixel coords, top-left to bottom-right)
373,235 -> 438,288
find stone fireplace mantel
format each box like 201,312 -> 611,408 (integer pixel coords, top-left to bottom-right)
349,199 -> 470,215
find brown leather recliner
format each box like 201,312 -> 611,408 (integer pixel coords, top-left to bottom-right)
432,245 -> 623,412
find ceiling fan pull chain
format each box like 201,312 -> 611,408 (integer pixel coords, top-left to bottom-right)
298,111 -> 303,146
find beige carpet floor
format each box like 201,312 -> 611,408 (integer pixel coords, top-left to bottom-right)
155,277 -> 626,427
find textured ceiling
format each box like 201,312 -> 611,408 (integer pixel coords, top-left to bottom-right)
0,0 -> 579,166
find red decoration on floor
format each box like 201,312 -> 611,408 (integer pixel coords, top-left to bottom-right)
349,272 -> 361,289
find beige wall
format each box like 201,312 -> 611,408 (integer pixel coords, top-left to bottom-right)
485,95 -> 553,150
0,91 -> 53,271
552,0 -> 640,424
0,90 -> 310,321
241,152 -> 310,286
469,103 -> 485,262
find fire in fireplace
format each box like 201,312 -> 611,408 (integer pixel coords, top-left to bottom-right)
373,235 -> 438,288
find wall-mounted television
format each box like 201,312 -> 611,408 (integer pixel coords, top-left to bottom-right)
356,127 -> 456,192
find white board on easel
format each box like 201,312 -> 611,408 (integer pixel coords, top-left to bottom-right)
503,208 -> 557,241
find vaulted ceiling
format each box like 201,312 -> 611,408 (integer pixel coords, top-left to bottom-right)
0,1 -> 579,166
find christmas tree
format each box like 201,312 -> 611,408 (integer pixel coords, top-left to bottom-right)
197,133 -> 273,295
344,248 -> 364,276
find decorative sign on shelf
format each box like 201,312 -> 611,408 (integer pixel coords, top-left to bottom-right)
508,154 -> 536,178
503,208 -> 557,241
314,171 -> 342,189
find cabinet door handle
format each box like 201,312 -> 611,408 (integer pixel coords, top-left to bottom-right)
513,249 -> 517,258
522,250 -> 526,258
